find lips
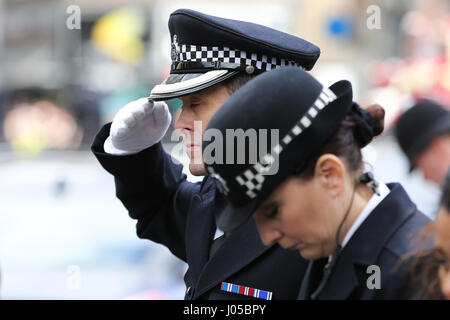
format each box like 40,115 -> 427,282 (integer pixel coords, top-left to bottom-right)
284,242 -> 307,251
280,242 -> 299,250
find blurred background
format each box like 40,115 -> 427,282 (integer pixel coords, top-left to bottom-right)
0,0 -> 448,299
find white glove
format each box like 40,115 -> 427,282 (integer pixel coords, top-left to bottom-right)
104,98 -> 172,155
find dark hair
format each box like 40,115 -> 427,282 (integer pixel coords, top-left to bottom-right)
440,168 -> 450,210
296,104 -> 385,180
402,169 -> 450,299
223,73 -> 257,95
404,225 -> 446,299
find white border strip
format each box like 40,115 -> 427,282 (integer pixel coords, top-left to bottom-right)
150,70 -> 229,95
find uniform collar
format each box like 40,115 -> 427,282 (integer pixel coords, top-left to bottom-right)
341,182 -> 390,248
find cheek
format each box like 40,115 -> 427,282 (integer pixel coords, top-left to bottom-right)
199,98 -> 225,126
287,203 -> 338,257
279,199 -> 322,241
417,152 -> 440,180
439,267 -> 450,299
416,151 -> 432,169
435,212 -> 450,252
437,160 -> 450,182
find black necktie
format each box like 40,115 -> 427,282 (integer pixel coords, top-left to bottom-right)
307,258 -> 328,298
310,246 -> 342,299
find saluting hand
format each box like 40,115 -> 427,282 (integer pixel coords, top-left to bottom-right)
104,98 -> 172,155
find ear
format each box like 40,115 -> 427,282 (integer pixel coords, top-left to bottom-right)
314,154 -> 346,197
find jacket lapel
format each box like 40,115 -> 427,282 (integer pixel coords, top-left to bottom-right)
317,257 -> 366,299
194,216 -> 271,298
184,190 -> 217,286
297,258 -> 328,299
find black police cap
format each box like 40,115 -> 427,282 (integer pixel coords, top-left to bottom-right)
202,67 -> 375,232
149,9 -> 320,101
395,99 -> 450,171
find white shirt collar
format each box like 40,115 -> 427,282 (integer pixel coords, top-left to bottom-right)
214,227 -> 224,240
340,182 -> 390,248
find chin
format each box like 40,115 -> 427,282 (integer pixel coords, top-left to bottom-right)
189,163 -> 206,176
298,246 -> 324,260
299,250 -> 319,260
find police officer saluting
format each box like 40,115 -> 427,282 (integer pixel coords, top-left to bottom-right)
91,9 -> 320,299
202,67 -> 431,299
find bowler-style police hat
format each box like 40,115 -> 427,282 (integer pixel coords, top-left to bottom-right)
202,67 -> 376,232
149,9 -> 321,101
395,99 -> 450,171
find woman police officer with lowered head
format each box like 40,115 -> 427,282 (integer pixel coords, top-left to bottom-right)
202,66 -> 431,299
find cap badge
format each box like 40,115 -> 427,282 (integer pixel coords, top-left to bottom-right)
171,34 -> 180,62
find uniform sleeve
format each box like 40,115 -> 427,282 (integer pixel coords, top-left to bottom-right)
91,123 -> 199,262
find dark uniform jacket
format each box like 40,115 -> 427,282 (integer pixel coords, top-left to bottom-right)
297,183 -> 431,300
92,123 -> 308,300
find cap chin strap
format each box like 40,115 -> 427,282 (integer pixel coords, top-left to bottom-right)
310,172 -> 378,300
171,61 -> 260,75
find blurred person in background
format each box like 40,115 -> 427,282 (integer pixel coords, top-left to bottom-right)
395,99 -> 450,186
407,168 -> 450,299
202,67 -> 431,299
92,9 -> 321,300
435,168 -> 450,299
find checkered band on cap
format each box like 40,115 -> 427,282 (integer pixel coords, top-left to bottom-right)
172,39 -> 302,72
235,87 -> 337,200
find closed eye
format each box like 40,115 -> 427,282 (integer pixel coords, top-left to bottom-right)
179,96 -> 201,109
259,203 -> 279,220
190,96 -> 202,108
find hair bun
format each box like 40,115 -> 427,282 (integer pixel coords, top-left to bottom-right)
364,103 -> 385,136
351,103 -> 384,148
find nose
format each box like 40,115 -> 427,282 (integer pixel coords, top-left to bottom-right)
174,108 -> 193,132
255,220 -> 283,246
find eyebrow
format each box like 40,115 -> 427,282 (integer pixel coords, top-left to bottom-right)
183,94 -> 203,104
180,94 -> 201,105
191,90 -> 206,98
